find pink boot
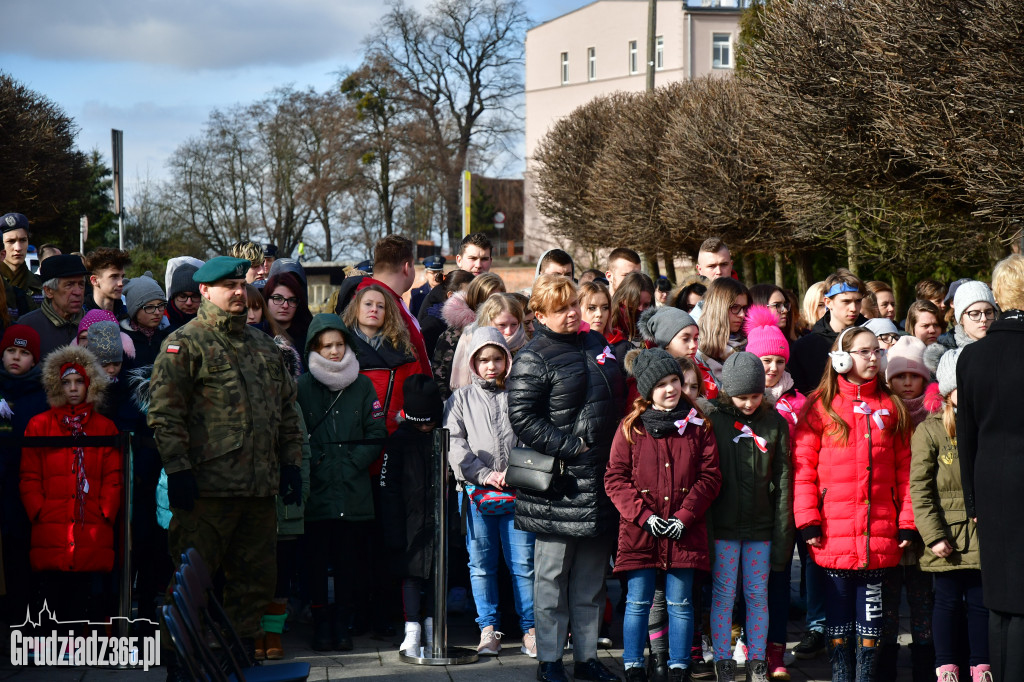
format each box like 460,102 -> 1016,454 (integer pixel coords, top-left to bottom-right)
936,664 -> 958,682
766,642 -> 790,680
970,664 -> 993,682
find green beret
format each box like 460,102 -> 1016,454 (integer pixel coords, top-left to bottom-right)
192,256 -> 250,284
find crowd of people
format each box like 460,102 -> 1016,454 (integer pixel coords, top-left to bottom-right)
0,209 -> 1021,682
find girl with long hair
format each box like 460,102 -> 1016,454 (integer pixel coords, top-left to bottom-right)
697,278 -> 750,381
607,272 -> 656,358
579,281 -> 612,338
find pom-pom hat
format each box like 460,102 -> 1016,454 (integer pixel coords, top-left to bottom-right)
743,305 -> 789,362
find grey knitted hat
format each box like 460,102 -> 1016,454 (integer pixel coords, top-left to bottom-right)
638,306 -> 697,349
936,348 -> 962,398
953,280 -> 997,325
168,263 -> 200,300
627,348 -> 684,401
721,351 -> 766,397
87,320 -> 123,365
123,273 -> 166,320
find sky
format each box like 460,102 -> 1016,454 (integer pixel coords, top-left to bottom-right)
1,0 -> 587,197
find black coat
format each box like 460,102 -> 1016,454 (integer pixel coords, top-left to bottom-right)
957,310 -> 1024,614
789,312 -> 869,394
506,324 -> 626,537
379,422 -> 439,579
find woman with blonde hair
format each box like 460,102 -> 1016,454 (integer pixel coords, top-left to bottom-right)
433,273 -> 506,399
799,282 -> 828,336
447,293 -> 526,393
696,278 -> 750,381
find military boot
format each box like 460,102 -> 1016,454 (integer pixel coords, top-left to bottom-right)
829,637 -> 856,682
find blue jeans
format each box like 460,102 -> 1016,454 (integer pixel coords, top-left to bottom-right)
465,494 -> 536,631
798,539 -> 827,633
623,568 -> 695,669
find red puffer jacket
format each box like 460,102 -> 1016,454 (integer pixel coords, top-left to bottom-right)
20,404 -> 122,573
605,409 -> 721,573
793,375 -> 915,571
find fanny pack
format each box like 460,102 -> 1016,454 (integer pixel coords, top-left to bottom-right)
464,484 -> 516,515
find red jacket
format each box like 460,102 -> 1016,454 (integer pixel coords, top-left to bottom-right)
793,375 -> 915,570
357,278 -> 432,376
20,404 -> 122,573
605,412 -> 721,573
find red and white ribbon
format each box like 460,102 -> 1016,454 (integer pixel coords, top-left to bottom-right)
777,398 -> 797,425
733,422 -> 768,453
675,408 -> 705,435
853,401 -> 889,430
596,346 -> 615,365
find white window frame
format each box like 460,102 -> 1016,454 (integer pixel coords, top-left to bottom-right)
587,46 -> 597,80
712,33 -> 732,69
560,51 -> 569,84
628,40 -> 638,74
656,35 -> 664,70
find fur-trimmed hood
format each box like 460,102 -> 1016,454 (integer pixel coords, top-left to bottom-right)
441,292 -> 476,330
41,345 -> 107,409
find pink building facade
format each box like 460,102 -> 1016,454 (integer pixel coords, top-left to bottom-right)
524,0 -> 749,261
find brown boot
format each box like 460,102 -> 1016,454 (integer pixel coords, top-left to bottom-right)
253,635 -> 266,661
262,600 -> 288,660
265,632 -> 283,660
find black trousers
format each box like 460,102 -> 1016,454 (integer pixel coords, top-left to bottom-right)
989,609 -> 1024,681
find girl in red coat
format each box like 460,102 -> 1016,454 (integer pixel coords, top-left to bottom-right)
20,345 -> 122,624
606,348 -> 721,681
793,326 -> 914,682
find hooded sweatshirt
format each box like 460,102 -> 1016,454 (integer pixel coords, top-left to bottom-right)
444,326 -> 517,487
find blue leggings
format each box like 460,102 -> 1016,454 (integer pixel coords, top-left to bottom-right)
711,540 -> 770,661
823,568 -> 888,640
933,569 -> 988,667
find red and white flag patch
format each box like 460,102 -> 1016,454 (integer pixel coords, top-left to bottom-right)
166,344 -> 180,354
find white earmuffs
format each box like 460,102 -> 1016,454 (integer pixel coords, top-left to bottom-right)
829,326 -> 860,374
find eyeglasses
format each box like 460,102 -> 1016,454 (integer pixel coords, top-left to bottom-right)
877,333 -> 900,345
175,293 -> 201,303
964,308 -> 996,322
141,302 -> 167,314
767,301 -> 791,313
849,348 -> 886,359
728,304 -> 749,316
269,295 -> 300,307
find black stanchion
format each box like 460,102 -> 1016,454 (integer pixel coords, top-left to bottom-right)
398,428 -> 478,665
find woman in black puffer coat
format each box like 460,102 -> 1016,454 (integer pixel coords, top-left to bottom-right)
507,274 -> 625,682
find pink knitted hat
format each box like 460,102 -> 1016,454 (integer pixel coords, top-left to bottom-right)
743,305 -> 790,362
885,335 -> 930,382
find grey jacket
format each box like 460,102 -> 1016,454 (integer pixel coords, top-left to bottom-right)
444,327 -> 517,487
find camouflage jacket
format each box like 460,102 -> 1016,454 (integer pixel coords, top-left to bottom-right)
147,297 -> 302,497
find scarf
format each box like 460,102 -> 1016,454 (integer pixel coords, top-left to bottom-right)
640,404 -> 701,439
355,326 -> 384,351
129,319 -> 158,340
308,348 -> 360,392
903,392 -> 930,427
41,298 -> 85,329
59,409 -> 91,526
765,372 -> 795,406
0,261 -> 31,289
504,324 -> 527,354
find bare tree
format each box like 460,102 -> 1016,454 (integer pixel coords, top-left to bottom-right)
367,0 -> 529,247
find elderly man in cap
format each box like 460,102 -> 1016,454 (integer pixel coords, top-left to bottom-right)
1,212 -> 43,314
147,256 -> 303,670
410,255 -> 446,317
17,254 -> 89,358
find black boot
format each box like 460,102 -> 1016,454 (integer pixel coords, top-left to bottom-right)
909,642 -> 936,682
311,606 -> 333,651
333,604 -> 353,651
855,638 -> 878,682
875,642 -> 899,681
829,636 -> 856,682
647,651 -> 669,682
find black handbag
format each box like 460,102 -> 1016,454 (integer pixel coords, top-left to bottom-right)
505,447 -> 565,494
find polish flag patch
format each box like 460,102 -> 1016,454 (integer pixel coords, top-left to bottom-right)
166,345 -> 180,354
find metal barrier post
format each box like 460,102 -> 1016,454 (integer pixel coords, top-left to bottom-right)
399,427 -> 477,665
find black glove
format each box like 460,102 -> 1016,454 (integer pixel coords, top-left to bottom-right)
643,515 -> 670,538
664,519 -> 685,540
279,465 -> 302,506
167,470 -> 199,512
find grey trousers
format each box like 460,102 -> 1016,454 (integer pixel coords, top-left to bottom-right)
533,532 -> 612,663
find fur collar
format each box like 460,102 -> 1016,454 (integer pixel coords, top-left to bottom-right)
308,348 -> 360,392
41,344 -> 106,409
441,292 -> 476,330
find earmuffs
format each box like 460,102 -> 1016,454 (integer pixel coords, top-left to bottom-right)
829,325 -> 887,375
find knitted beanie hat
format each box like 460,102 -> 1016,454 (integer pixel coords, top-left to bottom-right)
402,374 -> 443,424
953,280 -> 997,325
0,324 -> 41,364
87,320 -> 124,365
885,335 -> 930,382
863,317 -> 899,338
743,305 -> 790,362
123,273 -> 166,320
721,351 -> 766,397
77,308 -> 118,338
168,263 -> 200,300
935,348 -> 961,398
638,306 -> 697,348
626,348 -> 684,401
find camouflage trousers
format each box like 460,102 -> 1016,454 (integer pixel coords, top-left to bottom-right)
166,496 -> 277,639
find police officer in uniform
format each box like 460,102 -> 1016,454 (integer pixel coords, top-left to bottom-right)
410,255 -> 445,317
148,256 -> 303,666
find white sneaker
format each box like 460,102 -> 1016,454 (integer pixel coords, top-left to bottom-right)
424,617 -> 434,650
521,628 -> 537,657
399,622 -> 421,656
477,626 -> 503,655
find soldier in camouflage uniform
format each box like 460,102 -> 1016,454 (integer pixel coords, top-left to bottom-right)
147,256 -> 303,661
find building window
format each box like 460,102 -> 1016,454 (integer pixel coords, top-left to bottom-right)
656,35 -> 664,70
712,33 -> 732,68
588,47 -> 596,80
560,52 -> 569,84
628,40 -> 638,74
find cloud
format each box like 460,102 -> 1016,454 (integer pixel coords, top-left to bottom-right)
0,0 -> 422,69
